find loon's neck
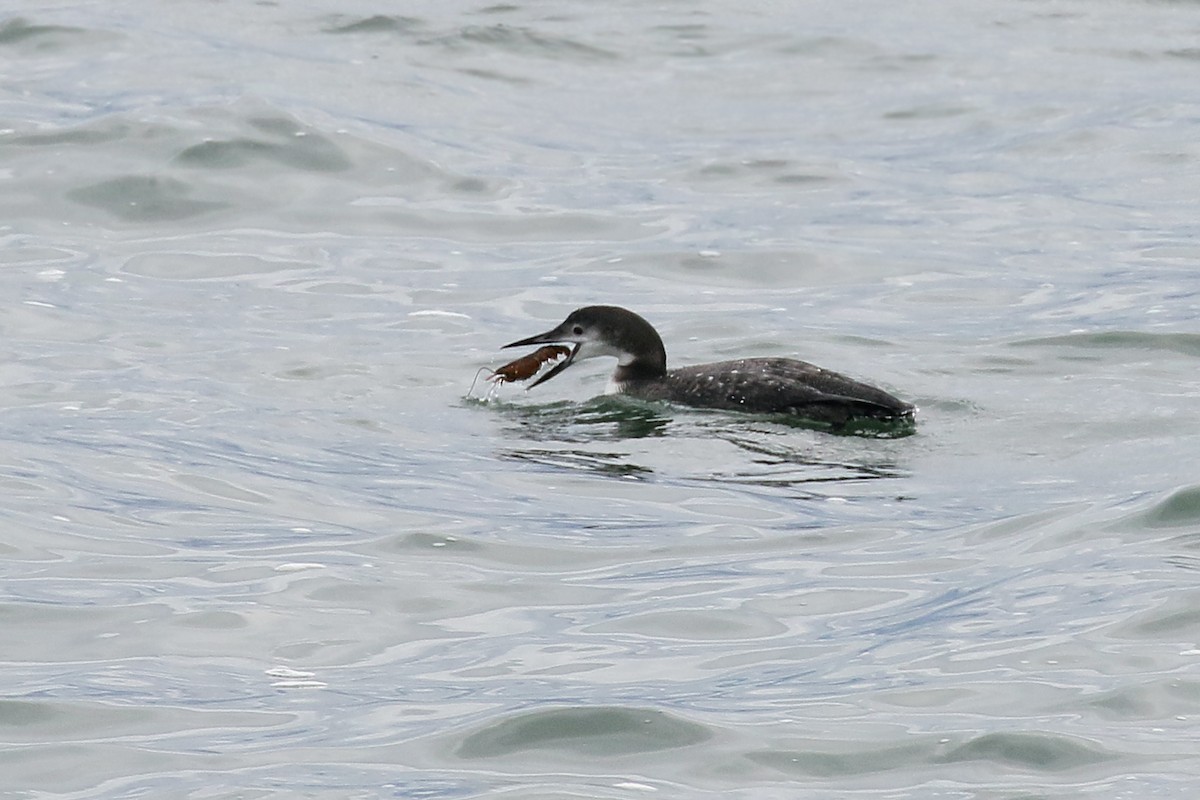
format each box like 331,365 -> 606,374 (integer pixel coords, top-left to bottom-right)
612,351 -> 667,389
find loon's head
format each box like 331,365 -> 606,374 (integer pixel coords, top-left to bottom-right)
503,305 -> 668,389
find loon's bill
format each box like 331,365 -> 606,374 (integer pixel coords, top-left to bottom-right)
501,305 -> 914,427
502,335 -> 580,388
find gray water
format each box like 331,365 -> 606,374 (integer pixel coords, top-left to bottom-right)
3,1 -> 1199,797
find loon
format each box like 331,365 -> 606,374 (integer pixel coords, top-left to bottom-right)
503,305 -> 914,427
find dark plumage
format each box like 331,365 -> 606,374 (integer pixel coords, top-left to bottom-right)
503,305 -> 914,428
630,357 -> 912,426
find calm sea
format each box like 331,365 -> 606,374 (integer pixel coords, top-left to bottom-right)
2,1 -> 1198,798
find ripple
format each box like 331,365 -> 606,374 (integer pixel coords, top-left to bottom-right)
322,14 -> 424,35
174,117 -> 351,172
67,176 -> 229,222
0,16 -> 110,49
587,608 -> 788,640
449,25 -> 616,62
119,252 -> 307,280
1133,485 -> 1200,529
748,740 -> 933,777
1011,331 -> 1200,357
936,731 -> 1114,771
456,706 -> 711,758
1086,677 -> 1200,721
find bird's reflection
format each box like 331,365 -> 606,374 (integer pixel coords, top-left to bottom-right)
473,394 -> 912,491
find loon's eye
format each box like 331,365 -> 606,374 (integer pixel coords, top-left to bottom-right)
572,325 -> 584,335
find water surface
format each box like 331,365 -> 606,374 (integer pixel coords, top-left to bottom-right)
2,1 -> 1199,798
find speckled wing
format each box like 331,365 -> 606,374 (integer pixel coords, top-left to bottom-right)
661,358 -> 912,423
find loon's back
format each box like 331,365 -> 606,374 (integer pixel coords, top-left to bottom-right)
625,357 -> 914,426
